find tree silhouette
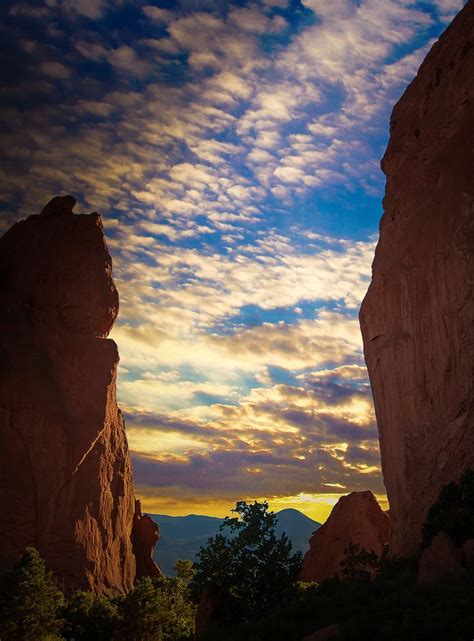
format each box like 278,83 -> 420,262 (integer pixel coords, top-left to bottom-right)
422,470 -> 474,548
192,500 -> 302,625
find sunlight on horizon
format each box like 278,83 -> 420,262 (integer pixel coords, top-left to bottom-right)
137,487 -> 389,523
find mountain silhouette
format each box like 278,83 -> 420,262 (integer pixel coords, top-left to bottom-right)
149,508 -> 320,575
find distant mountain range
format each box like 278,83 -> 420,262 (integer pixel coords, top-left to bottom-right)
148,508 -> 321,576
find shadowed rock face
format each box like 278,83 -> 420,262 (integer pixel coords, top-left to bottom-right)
360,2 -> 474,558
300,491 -> 389,582
0,196 -> 158,594
133,499 -> 162,579
417,531 -> 464,586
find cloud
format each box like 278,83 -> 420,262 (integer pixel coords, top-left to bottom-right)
40,61 -> 71,79
62,0 -> 110,19
432,0 -> 465,19
228,7 -> 287,34
1,0 -> 457,519
119,352 -> 382,515
142,6 -> 175,23
108,45 -> 153,77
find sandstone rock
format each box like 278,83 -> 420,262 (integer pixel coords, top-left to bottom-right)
132,499 -> 162,579
300,491 -> 389,582
360,2 -> 474,557
40,194 -> 76,217
418,531 -> 464,586
303,623 -> 342,641
0,196 -> 146,594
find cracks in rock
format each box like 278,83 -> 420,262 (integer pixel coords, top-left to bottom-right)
370,333 -> 384,342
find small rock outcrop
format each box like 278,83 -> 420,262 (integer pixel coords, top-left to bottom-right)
418,531 -> 464,586
133,499 -> 162,579
360,2 -> 474,557
0,196 -> 159,594
300,491 -> 389,582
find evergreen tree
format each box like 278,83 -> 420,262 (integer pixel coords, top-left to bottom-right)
114,571 -> 196,641
0,547 -> 64,641
192,500 -> 302,626
61,590 -> 118,640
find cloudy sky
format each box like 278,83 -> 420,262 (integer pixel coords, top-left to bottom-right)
0,0 -> 465,521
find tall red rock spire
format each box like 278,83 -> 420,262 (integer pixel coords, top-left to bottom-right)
0,195 -> 159,594
360,2 -> 474,557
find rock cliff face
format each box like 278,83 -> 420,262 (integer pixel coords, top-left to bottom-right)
300,491 -> 389,582
360,2 -> 474,557
0,196 -> 158,594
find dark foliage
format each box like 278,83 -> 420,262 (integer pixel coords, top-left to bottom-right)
340,542 -> 386,582
0,547 -> 64,641
422,470 -> 474,548
201,562 -> 474,641
61,591 -> 119,641
114,561 -> 196,641
191,500 -> 302,626
0,548 -> 196,641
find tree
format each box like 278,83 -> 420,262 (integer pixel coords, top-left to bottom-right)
61,590 -> 118,640
174,559 -> 196,585
421,470 -> 474,548
340,542 -> 384,582
114,577 -> 171,641
114,570 -> 196,641
192,500 -> 302,625
0,547 -> 64,641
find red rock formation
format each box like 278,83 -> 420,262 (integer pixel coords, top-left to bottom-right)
300,491 -> 389,582
417,531 -> 464,586
132,499 -> 162,579
360,2 -> 474,557
0,196 -> 157,594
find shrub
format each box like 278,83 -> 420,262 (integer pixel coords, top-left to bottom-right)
421,470 -> 474,548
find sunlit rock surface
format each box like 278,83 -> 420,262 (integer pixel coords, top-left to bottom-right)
300,491 -> 389,582
0,196 -> 158,594
360,2 -> 474,557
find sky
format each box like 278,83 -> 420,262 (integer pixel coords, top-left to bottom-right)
0,0 -> 465,522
